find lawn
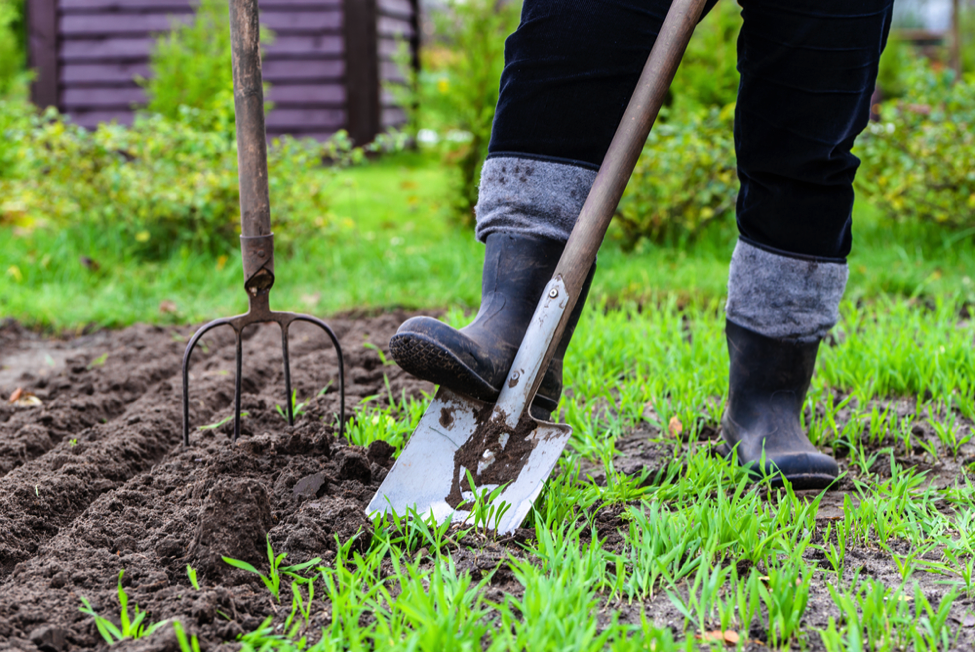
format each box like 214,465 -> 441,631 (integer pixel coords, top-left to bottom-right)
1,150 -> 973,651
3,150 -> 974,329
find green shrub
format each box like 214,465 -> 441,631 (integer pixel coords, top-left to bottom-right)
854,61 -> 975,229
417,0 -> 520,224
0,102 -> 359,258
141,0 -> 272,132
615,105 -> 738,247
669,0 -> 742,114
0,95 -> 30,177
0,0 -> 25,96
876,36 -> 913,99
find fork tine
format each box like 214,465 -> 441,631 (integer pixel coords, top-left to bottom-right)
233,328 -> 244,442
281,321 -> 294,426
182,317 -> 236,447
292,315 -> 345,438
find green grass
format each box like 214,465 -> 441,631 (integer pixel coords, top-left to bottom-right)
190,292 -> 973,651
3,149 -> 974,330
12,149 -> 975,650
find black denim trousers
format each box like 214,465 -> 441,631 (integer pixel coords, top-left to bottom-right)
488,0 -> 895,260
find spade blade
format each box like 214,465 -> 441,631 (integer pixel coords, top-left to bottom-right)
365,387 -> 572,534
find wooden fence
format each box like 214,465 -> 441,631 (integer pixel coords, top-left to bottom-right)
26,0 -> 418,144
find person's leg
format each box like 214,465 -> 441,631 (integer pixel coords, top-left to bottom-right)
721,0 -> 894,487
392,0 -> 716,418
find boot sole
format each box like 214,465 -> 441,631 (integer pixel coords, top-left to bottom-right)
389,332 -> 500,403
389,332 -> 558,420
713,442 -> 838,490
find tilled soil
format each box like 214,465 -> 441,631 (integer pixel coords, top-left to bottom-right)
1,315 -> 974,651
0,312 -> 434,651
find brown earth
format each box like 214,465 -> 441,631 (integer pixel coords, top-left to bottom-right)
0,314 -> 973,651
0,312 -> 435,651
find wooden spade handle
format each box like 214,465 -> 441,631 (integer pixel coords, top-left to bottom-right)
528,0 -> 709,403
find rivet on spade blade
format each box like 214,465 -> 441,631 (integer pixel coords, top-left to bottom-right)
548,288 -> 558,298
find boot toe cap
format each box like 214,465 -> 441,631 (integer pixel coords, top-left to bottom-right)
389,318 -> 500,401
749,450 -> 839,490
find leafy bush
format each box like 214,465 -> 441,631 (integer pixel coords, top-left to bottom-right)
876,36 -> 913,99
0,101 -> 359,258
669,0 -> 742,114
854,61 -> 975,230
0,0 -> 342,259
0,94 -> 30,177
615,105 -> 738,247
413,0 -> 520,224
0,0 -> 25,96
141,0 -> 273,132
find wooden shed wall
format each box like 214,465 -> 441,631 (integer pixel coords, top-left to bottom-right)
26,0 -> 418,143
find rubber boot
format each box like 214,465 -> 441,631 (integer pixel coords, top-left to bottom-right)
389,232 -> 593,420
719,319 -> 839,489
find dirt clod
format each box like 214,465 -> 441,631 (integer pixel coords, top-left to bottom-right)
293,472 -> 329,499
190,478 -> 273,579
29,626 -> 66,652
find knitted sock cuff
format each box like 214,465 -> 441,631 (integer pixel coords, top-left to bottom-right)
726,238 -> 848,342
474,156 -> 597,244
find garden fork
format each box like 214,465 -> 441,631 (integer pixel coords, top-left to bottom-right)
180,0 -> 344,445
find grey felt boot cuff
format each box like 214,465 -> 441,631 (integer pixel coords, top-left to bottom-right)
726,239 -> 848,342
474,156 -> 597,243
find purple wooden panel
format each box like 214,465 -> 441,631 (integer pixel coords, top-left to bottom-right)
61,37 -> 153,60
60,13 -> 191,36
381,105 -> 404,127
28,0 -> 60,108
60,10 -> 339,36
379,59 -> 404,82
376,0 -> 410,19
62,34 -> 342,61
267,129 -> 338,141
265,107 -> 345,128
64,109 -> 136,127
261,10 -> 341,32
377,15 -> 412,37
60,0 -> 187,11
263,35 -> 343,57
61,61 -> 151,83
267,83 -> 345,104
377,36 -> 398,57
262,58 -> 344,81
62,85 -> 146,107
60,58 -> 344,85
60,0 -> 337,11
259,0 -> 341,6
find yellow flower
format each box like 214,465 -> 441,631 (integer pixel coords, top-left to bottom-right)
136,231 -> 151,243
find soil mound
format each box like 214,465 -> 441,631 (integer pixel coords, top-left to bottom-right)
0,311 -> 434,651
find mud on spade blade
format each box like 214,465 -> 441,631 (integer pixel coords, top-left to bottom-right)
365,387 -> 571,535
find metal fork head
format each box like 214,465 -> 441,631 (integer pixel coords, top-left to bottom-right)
181,289 -> 345,446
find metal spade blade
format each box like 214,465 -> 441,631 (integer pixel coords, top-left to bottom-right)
366,387 -> 571,534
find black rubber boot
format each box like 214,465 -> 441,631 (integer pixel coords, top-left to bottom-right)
719,319 -> 839,489
389,232 -> 593,420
